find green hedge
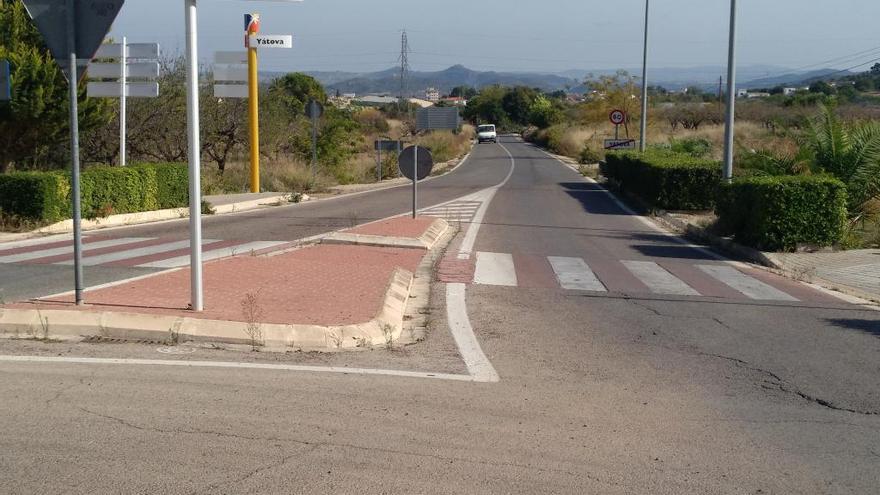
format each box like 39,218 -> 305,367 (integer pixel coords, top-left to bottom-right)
601,150 -> 720,210
0,163 -> 188,222
716,175 -> 848,251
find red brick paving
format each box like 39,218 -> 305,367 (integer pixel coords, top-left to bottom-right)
10,244 -> 424,326
346,217 -> 435,239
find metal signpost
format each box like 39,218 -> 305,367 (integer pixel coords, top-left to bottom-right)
723,0 -> 738,181
374,139 -> 401,182
398,145 -> 434,219
0,60 -> 10,101
305,99 -> 323,180
88,40 -> 160,166
22,0 -> 125,306
639,0 -> 650,152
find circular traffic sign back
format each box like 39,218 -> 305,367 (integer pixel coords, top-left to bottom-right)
398,145 -> 434,181
305,99 -> 324,119
609,109 -> 626,126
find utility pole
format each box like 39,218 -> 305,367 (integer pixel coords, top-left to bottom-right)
722,0 -> 738,181
639,0 -> 649,152
399,30 -> 410,115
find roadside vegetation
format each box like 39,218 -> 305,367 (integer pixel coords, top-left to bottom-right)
0,0 -> 472,229
461,69 -> 880,251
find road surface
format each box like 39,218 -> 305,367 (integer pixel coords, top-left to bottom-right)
1,138 -> 878,493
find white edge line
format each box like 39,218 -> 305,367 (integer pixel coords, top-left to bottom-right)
533,146 -> 879,308
0,355 -> 479,382
445,283 -> 500,383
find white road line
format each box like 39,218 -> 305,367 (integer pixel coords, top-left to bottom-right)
0,355 -> 478,382
0,237 -> 152,264
698,265 -> 798,301
456,143 -> 517,260
622,260 -> 700,296
548,256 -> 607,292
59,239 -> 218,266
136,241 -> 288,268
474,252 -> 518,287
446,283 -> 500,382
0,234 -> 73,252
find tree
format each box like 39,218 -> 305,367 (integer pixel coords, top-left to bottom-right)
803,105 -> 880,224
463,85 -> 510,129
871,63 -> 880,76
269,73 -> 327,117
0,0 -> 111,171
501,86 -> 539,127
809,80 -> 836,95
450,86 -> 477,99
528,94 -> 563,128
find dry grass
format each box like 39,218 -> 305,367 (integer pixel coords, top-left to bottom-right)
416,125 -> 475,163
201,158 -> 334,195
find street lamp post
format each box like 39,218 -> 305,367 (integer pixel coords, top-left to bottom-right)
639,0 -> 649,152
181,0 -> 303,312
722,0 -> 738,181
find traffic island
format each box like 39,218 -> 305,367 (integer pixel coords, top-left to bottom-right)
0,218 -> 450,350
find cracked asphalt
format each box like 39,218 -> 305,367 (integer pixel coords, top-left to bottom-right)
1,139 -> 879,493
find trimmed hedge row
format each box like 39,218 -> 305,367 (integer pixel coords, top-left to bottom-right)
0,163 -> 188,222
716,175 -> 848,251
601,150 -> 720,210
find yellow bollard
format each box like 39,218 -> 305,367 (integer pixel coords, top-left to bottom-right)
247,14 -> 260,193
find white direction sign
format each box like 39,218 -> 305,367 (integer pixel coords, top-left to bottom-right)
94,42 -> 160,60
88,61 -> 159,79
87,81 -> 159,98
214,84 -> 249,99
213,65 -> 248,82
215,51 -> 248,64
22,0 -> 125,82
248,35 -> 293,48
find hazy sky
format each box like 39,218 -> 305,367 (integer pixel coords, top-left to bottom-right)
109,0 -> 880,79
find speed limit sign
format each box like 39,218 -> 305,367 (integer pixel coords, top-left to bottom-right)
609,110 -> 626,126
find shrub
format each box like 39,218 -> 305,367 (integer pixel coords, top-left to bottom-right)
0,163 -> 188,224
601,150 -> 720,210
669,137 -> 712,158
716,175 -> 848,251
579,146 -> 603,164
0,172 -> 69,222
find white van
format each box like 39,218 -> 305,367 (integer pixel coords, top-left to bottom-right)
477,124 -> 497,144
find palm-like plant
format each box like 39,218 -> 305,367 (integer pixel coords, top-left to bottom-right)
803,105 -> 880,224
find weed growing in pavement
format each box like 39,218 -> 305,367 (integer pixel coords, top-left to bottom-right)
790,266 -> 817,283
346,210 -> 360,228
38,311 -> 49,340
167,326 -> 180,346
240,290 -> 266,351
328,329 -> 344,349
354,336 -> 369,348
201,200 -> 216,215
381,323 -> 395,350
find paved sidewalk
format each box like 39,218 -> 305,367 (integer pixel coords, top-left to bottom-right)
769,249 -> 880,303
0,217 -> 446,348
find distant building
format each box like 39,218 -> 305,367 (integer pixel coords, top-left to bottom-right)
354,95 -> 399,107
746,92 -> 771,99
441,96 -> 468,106
425,87 -> 441,102
408,98 -> 434,108
782,87 -> 797,96
342,93 -> 357,99
737,89 -> 749,98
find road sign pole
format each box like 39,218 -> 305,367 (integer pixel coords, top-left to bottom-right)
120,36 -> 126,166
247,15 -> 260,193
185,0 -> 203,312
376,147 -> 381,182
722,0 -> 738,181
311,105 -> 317,179
639,0 -> 649,152
412,145 -> 418,219
66,0 -> 84,306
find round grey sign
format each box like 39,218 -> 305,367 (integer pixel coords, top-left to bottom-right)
398,145 -> 434,181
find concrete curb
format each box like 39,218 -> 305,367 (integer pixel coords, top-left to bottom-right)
321,218 -> 450,251
0,267 -> 414,350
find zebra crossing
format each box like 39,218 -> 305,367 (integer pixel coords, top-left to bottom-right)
0,235 -> 289,269
419,200 -> 483,223
464,251 -> 832,303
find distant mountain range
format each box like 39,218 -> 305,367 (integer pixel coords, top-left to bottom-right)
261,64 -> 853,96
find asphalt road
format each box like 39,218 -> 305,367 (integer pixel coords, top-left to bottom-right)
1,138 -> 878,493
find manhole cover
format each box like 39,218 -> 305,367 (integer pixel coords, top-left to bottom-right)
156,346 -> 197,355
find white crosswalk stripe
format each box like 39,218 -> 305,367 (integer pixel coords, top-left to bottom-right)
473,252 -> 518,287
698,265 -> 799,301
0,237 -> 151,264
622,260 -> 699,296
136,241 -> 289,268
59,239 -> 219,266
0,236 -> 289,269
548,256 -> 606,292
419,200 -> 482,222
470,252 -> 801,301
